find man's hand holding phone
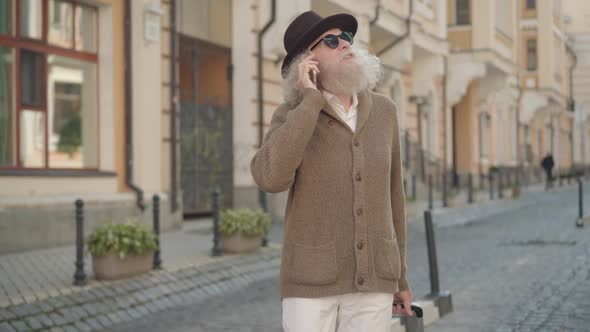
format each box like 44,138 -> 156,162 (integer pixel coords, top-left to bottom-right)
298,53 -> 320,91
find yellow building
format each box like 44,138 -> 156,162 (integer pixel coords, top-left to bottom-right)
370,0 -> 449,185
519,0 -> 575,172
446,0 -> 520,184
0,0 -> 182,253
563,0 -> 590,169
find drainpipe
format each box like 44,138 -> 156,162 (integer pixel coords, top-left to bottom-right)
567,44 -> 577,112
170,0 -> 178,212
257,0 -> 276,212
442,56 -> 448,185
370,1 -> 407,78
567,44 -> 577,169
376,0 -> 413,57
124,0 -> 145,211
369,0 -> 380,26
516,6 -> 523,175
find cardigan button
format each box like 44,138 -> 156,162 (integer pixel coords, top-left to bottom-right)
353,138 -> 359,147
328,120 -> 334,126
357,241 -> 364,250
357,276 -> 365,285
355,172 -> 361,181
356,208 -> 363,216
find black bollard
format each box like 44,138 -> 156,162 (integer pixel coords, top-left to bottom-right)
152,195 -> 163,269
73,199 -> 87,286
479,172 -> 485,191
424,210 -> 440,295
411,173 -> 417,201
489,173 -> 494,200
579,178 -> 584,220
423,210 -> 454,318
428,175 -> 433,210
403,178 -> 407,196
442,172 -> 448,208
498,171 -> 504,199
212,186 -> 223,256
467,173 -> 474,204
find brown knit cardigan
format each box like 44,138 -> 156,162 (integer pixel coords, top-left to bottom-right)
250,88 -> 410,299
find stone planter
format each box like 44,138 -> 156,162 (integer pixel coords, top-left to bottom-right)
92,250 -> 153,280
222,232 -> 261,254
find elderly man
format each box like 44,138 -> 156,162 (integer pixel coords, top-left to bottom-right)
250,10 -> 413,332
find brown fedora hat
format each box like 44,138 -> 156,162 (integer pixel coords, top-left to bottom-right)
281,10 -> 357,77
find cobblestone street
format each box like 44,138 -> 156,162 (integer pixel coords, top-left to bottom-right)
104,184 -> 590,332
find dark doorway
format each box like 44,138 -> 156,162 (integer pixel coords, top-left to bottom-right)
179,36 -> 233,217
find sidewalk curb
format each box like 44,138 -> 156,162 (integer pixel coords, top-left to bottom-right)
0,247 -> 281,332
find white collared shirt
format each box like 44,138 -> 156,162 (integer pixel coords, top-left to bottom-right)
322,90 -> 358,132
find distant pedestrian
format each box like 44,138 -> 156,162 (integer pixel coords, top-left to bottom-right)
541,153 -> 555,190
250,10 -> 413,332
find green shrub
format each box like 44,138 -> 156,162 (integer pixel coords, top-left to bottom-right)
87,221 -> 157,259
219,208 -> 271,237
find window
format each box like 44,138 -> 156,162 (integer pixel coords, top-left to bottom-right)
0,46 -> 16,167
526,0 -> 536,10
48,0 -> 74,48
20,0 -> 43,39
526,39 -> 537,71
456,0 -> 470,25
0,0 -> 99,169
418,0 -> 433,8
0,0 -> 15,35
479,113 -> 490,159
20,50 -> 46,108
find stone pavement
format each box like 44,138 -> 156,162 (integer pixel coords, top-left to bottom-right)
0,245 -> 281,331
0,178 -> 582,331
105,179 -> 590,332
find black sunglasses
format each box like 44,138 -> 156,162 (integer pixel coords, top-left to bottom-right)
310,31 -> 354,50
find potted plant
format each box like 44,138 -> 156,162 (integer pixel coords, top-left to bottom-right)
219,208 -> 271,253
87,221 -> 157,280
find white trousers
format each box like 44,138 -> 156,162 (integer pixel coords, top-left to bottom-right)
282,292 -> 393,332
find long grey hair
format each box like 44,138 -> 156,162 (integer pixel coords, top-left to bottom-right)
281,43 -> 384,107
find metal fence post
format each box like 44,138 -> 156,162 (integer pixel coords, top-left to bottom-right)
73,199 -> 87,286
212,186 -> 223,256
153,195 -> 163,269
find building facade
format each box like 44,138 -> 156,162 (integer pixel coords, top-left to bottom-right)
563,0 -> 590,169
1,0 -> 586,253
0,0 -> 181,253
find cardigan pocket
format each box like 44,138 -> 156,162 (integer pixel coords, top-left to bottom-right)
285,241 -> 338,286
375,237 -> 401,280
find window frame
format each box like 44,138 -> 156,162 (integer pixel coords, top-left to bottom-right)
526,38 -> 538,71
455,0 -> 471,26
0,0 -> 99,171
526,0 -> 536,10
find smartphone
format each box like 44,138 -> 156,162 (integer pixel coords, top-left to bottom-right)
310,69 -> 317,87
